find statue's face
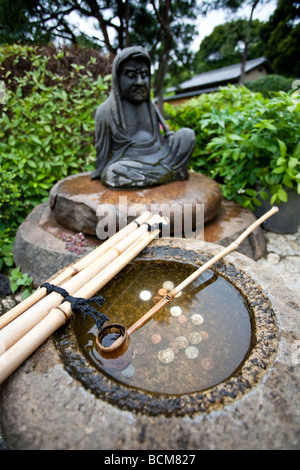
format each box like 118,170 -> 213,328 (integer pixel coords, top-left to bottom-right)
119,59 -> 150,103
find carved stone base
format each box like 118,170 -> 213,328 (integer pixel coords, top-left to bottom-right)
49,171 -> 222,237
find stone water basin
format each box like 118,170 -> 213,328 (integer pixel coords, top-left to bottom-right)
56,239 -> 278,416
1,239 -> 299,450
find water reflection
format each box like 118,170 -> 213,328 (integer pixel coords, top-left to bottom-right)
74,260 -> 251,395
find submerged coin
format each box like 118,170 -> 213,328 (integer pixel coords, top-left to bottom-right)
153,295 -> 163,304
185,346 -> 199,359
158,288 -> 168,296
169,341 -> 180,354
191,314 -> 204,325
174,291 -> 182,298
200,330 -> 209,341
174,336 -> 189,349
158,348 -> 175,364
140,290 -> 152,301
201,357 -> 215,371
133,342 -> 146,355
163,281 -> 174,291
121,364 -> 135,377
170,306 -> 182,317
151,333 -> 162,344
188,332 -> 203,344
177,314 -> 188,324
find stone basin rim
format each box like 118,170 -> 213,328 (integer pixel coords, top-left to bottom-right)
54,239 -> 279,417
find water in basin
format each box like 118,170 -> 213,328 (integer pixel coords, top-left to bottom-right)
74,260 -> 252,395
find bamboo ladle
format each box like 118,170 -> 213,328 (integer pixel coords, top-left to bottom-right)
95,206 -> 279,368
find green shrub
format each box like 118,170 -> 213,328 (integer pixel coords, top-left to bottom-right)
0,44 -> 110,280
166,85 -> 300,210
245,74 -> 294,98
9,266 -> 34,300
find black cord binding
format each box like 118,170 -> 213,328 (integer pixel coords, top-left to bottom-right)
40,282 -> 109,329
145,221 -> 165,232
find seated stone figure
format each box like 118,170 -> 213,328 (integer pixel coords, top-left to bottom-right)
91,46 -> 195,189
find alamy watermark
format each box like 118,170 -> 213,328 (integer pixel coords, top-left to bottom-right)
95,196 -> 204,241
0,81 -> 6,105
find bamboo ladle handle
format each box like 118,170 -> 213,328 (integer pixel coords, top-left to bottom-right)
127,206 -> 279,336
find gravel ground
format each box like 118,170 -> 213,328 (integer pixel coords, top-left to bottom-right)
0,225 -> 299,450
257,226 -> 300,299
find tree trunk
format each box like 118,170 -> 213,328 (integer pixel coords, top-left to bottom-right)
85,0 -> 116,54
239,0 -> 259,83
154,47 -> 171,112
151,0 -> 173,112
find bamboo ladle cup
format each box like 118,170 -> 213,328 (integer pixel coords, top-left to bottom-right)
95,206 -> 279,368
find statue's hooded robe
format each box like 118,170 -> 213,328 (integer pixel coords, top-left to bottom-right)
91,46 -> 195,188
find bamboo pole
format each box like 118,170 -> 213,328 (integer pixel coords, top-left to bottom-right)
127,206 -> 279,336
0,211 -> 152,330
0,222 -> 164,385
0,213 -> 163,351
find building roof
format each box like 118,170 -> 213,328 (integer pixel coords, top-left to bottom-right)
173,57 -> 269,93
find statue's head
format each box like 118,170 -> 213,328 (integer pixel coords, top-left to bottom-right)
119,58 -> 150,103
112,46 -> 151,104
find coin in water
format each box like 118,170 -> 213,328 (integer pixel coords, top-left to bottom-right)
188,331 -> 203,344
174,336 -> 189,349
158,288 -> 168,296
200,330 -> 209,340
169,341 -> 180,354
170,306 -> 182,317
158,348 -> 175,364
153,295 -> 163,304
151,333 -> 162,344
163,280 -> 174,291
133,342 -> 146,355
191,313 -> 204,325
140,290 -> 151,301
174,291 -> 182,298
121,364 -> 135,377
177,314 -> 188,324
185,346 -> 199,359
201,357 -> 215,371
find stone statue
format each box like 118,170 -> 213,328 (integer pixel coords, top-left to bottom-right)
91,46 -> 195,189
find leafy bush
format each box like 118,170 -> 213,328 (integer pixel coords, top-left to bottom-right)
0,44 -> 111,280
166,85 -> 300,210
245,74 -> 294,97
9,266 -> 33,300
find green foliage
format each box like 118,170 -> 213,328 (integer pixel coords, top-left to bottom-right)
9,266 -> 33,299
245,74 -> 295,97
0,228 -> 15,273
166,85 -> 300,210
0,44 -> 109,277
193,18 -> 265,74
261,0 -> 300,78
